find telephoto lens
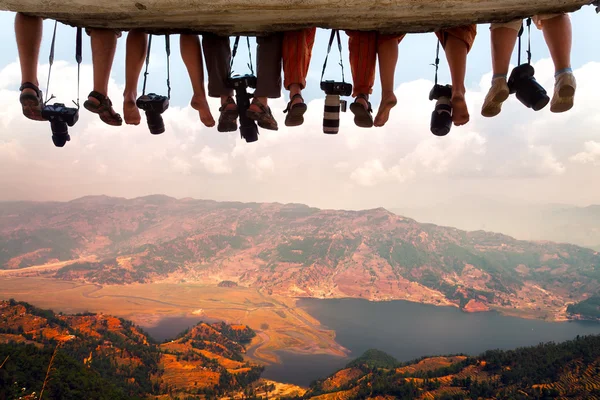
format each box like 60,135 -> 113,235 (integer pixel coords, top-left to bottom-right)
323,95 -> 342,134
429,84 -> 453,137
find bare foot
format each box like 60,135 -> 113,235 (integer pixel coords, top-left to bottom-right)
123,93 -> 141,126
191,94 -> 215,128
451,94 -> 470,126
374,92 -> 397,127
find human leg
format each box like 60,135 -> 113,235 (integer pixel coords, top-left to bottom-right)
180,34 -> 215,127
84,29 -> 122,126
346,30 -> 377,128
123,29 -> 147,125
282,27 -> 316,126
15,13 -> 44,121
374,34 -> 404,127
436,25 -> 476,126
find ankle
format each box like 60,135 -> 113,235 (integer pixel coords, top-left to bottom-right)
492,73 -> 507,82
555,67 -> 572,78
123,91 -> 137,101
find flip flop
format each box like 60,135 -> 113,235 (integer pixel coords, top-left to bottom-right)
19,82 -> 45,121
283,93 -> 308,127
83,91 -> 123,126
349,94 -> 373,128
218,96 -> 239,132
246,99 -> 278,131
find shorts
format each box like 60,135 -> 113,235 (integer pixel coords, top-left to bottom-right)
85,28 -> 122,38
436,25 -> 477,53
490,13 -> 565,31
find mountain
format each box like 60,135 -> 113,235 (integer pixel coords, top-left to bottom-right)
305,335 -> 600,399
0,300 -> 297,399
392,197 -> 600,251
1,196 -> 600,321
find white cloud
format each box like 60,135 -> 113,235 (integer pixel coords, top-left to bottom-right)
570,141 -> 600,166
194,146 -> 232,175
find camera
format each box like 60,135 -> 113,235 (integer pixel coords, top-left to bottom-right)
508,64 -> 549,111
136,93 -> 169,135
41,103 -> 79,147
228,74 -> 259,143
321,80 -> 352,135
429,84 -> 453,137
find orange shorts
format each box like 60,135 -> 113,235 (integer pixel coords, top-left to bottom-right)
435,25 -> 477,53
346,31 -> 406,97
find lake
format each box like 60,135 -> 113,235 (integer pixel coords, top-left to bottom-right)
262,298 -> 600,386
142,315 -> 218,342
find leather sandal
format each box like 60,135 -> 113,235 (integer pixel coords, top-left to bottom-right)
83,91 -> 123,126
246,99 -> 278,131
218,96 -> 239,132
283,93 -> 307,127
349,94 -> 374,128
19,82 -> 45,121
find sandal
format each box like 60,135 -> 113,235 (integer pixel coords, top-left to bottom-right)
83,91 -> 123,126
349,94 -> 374,128
283,93 -> 308,127
218,96 -> 239,132
19,82 -> 45,121
246,99 -> 278,131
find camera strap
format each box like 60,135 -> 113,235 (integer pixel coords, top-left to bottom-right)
320,29 -> 346,83
230,36 -> 255,76
517,18 -> 532,65
44,22 -> 82,109
432,40 -> 441,85
141,34 -> 172,99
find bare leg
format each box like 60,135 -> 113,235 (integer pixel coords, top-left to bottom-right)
443,35 -> 469,126
289,83 -> 302,106
122,30 -> 147,125
541,14 -> 572,73
490,27 -> 518,76
180,34 -> 215,128
15,13 -> 42,95
374,39 -> 398,127
90,29 -> 117,98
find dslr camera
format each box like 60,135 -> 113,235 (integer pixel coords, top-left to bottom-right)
429,84 -> 453,137
508,64 -> 549,111
321,80 -> 352,135
228,74 -> 259,143
136,93 -> 169,135
41,103 -> 79,147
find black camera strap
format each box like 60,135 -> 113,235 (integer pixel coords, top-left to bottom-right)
230,36 -> 255,76
432,40 -> 441,85
517,18 -> 533,65
141,34 -> 172,99
320,29 -> 346,83
44,22 -> 83,108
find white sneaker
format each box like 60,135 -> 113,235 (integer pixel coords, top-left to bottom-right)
481,77 -> 510,118
550,72 -> 576,113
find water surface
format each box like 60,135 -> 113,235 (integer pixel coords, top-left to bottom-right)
262,298 -> 600,386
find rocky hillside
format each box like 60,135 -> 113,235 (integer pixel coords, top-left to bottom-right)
0,300 -> 269,399
305,336 -> 600,399
1,196 -> 599,320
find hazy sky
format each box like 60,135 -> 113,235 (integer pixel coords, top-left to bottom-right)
0,8 -> 599,210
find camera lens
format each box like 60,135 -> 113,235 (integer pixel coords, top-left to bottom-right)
430,97 -> 453,137
515,80 -> 549,111
50,120 -> 69,138
323,95 -> 341,135
145,112 -> 165,135
240,124 -> 259,143
52,133 -> 70,147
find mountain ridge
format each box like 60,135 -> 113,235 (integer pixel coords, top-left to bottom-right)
1,195 -> 599,321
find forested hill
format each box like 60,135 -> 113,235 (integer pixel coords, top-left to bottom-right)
304,335 -> 600,400
0,300 -> 264,399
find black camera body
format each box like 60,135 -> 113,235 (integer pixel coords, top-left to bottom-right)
508,64 -> 549,111
136,93 -> 169,135
228,74 -> 259,143
41,103 -> 79,147
429,84 -> 453,137
321,80 -> 353,97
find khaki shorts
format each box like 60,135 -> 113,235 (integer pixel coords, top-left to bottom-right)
491,13 -> 564,31
85,28 -> 122,38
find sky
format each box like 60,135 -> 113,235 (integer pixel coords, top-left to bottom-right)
0,8 -> 599,210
